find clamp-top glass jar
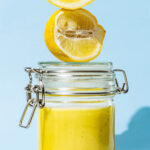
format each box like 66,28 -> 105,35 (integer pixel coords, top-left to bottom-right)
19,62 -> 128,150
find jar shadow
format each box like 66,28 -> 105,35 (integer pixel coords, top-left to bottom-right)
116,107 -> 150,150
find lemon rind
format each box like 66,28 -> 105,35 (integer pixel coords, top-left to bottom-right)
48,0 -> 95,10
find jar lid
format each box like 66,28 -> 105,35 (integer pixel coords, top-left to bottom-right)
38,62 -> 112,72
30,62 -> 128,97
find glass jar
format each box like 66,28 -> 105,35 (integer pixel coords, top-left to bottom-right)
19,62 -> 129,150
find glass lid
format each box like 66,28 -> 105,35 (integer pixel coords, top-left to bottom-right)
38,62 -> 113,72
34,62 -> 117,97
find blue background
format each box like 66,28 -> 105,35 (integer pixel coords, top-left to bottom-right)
0,0 -> 150,149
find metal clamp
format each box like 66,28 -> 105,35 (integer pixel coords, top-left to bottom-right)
19,68 -> 45,128
19,99 -> 37,128
113,69 -> 129,94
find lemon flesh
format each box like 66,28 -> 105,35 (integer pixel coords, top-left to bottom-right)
45,9 -> 105,62
48,0 -> 94,9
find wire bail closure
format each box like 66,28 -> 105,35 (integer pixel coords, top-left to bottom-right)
19,67 -> 129,129
113,69 -> 129,94
19,68 -> 45,128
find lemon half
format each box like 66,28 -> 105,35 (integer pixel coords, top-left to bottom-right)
45,9 -> 106,62
48,0 -> 94,10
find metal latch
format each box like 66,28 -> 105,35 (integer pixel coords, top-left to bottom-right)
113,69 -> 129,94
19,68 -> 45,128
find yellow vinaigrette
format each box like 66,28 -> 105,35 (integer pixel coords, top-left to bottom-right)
38,106 -> 115,150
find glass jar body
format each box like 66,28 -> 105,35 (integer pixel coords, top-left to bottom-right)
38,96 -> 115,150
19,62 -> 128,150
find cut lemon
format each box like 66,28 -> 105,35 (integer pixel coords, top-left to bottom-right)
48,0 -> 94,10
45,9 -> 106,62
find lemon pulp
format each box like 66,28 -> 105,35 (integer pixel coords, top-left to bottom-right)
45,9 -> 105,62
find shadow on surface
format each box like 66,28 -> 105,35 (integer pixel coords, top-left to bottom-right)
116,107 -> 150,150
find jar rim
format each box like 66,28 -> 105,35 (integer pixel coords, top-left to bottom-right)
38,62 -> 112,65
38,62 -> 113,72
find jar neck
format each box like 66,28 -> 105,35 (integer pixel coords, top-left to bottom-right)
43,95 -> 114,108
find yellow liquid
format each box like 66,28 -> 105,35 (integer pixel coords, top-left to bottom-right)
38,106 -> 115,150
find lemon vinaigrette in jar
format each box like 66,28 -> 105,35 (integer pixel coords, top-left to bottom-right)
19,62 -> 128,150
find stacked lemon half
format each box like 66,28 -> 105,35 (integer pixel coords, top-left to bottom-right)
45,0 -> 105,62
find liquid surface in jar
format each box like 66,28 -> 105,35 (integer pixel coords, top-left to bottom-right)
38,105 -> 115,150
